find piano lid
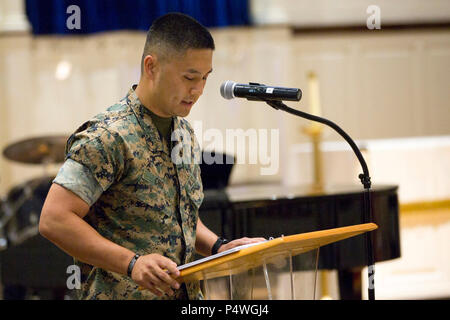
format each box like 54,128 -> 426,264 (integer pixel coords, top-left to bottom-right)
222,183 -> 398,203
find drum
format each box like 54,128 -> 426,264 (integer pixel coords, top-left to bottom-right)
0,176 -> 74,299
3,176 -> 54,246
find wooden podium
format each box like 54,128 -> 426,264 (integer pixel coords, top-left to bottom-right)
178,223 -> 377,300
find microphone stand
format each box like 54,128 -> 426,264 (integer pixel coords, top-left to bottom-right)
264,99 -> 375,300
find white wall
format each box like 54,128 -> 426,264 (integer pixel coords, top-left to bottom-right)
250,0 -> 450,26
0,0 -> 30,32
1,27 -> 449,194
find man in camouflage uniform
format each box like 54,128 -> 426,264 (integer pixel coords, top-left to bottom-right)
39,13 -> 264,300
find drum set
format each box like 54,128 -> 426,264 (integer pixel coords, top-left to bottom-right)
0,135 -> 67,248
0,135 -> 73,299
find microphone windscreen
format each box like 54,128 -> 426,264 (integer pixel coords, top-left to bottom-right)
220,80 -> 235,100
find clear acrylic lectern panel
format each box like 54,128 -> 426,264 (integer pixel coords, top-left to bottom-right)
201,248 -> 320,300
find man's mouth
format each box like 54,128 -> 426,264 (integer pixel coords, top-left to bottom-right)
181,100 -> 194,107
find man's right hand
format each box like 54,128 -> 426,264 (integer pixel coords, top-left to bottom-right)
131,253 -> 181,297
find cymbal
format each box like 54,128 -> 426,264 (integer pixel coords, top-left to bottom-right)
3,135 -> 68,165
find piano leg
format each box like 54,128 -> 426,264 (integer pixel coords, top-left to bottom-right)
338,268 -> 362,300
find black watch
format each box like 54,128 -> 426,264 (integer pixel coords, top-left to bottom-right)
127,254 -> 140,277
211,237 -> 228,255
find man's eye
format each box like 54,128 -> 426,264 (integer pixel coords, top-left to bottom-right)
184,76 -> 194,81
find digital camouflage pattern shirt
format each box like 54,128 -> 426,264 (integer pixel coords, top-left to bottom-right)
53,86 -> 204,300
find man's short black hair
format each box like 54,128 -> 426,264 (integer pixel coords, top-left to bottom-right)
141,12 -> 215,73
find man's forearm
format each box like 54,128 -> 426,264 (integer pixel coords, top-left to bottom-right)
40,208 -> 135,275
195,218 -> 218,256
194,218 -> 267,258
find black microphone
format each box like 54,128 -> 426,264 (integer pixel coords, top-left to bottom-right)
220,80 -> 302,102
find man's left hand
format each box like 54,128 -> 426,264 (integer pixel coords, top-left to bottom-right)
217,237 -> 266,254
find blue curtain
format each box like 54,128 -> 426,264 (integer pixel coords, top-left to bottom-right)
25,0 -> 251,35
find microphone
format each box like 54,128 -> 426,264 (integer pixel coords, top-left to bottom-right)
220,80 -> 302,102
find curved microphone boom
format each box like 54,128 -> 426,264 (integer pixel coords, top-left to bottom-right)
220,80 -> 302,102
219,80 -> 377,300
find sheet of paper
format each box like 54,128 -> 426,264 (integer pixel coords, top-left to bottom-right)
178,240 -> 268,270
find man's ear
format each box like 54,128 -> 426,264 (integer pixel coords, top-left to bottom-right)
143,54 -> 158,79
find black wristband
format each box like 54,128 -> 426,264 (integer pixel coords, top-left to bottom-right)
127,254 -> 140,277
211,237 -> 228,255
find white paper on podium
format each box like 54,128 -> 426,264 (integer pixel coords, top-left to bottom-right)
178,240 -> 269,271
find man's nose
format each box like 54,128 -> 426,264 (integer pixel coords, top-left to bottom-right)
190,82 -> 205,96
